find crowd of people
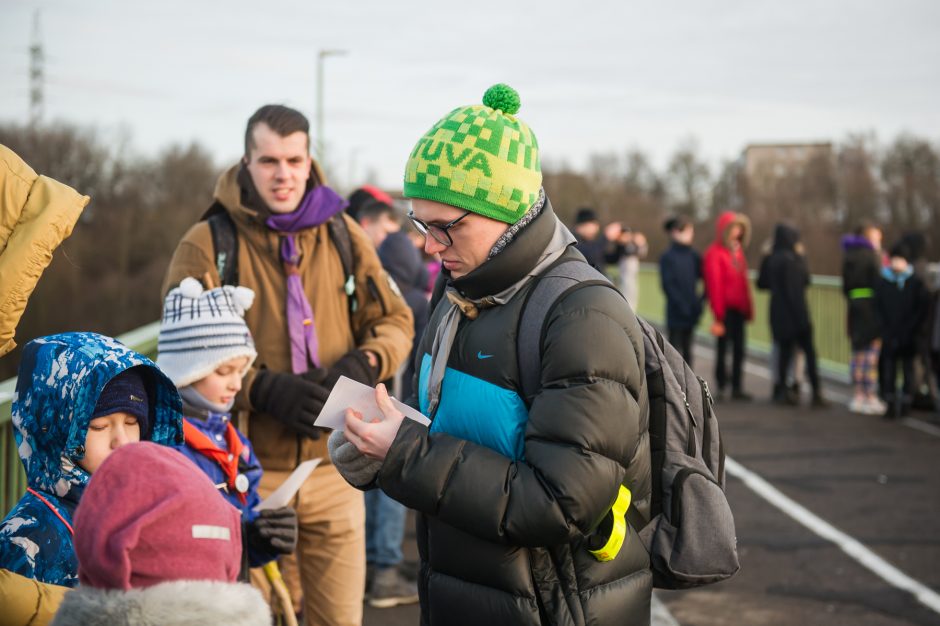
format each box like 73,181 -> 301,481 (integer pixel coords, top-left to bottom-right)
0,85 -> 657,626
0,81 -> 935,626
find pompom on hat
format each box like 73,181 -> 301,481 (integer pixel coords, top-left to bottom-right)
156,278 -> 257,388
404,83 -> 541,225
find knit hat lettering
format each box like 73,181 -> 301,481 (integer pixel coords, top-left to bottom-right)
404,84 -> 541,224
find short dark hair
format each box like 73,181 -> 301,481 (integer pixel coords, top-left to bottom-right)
357,199 -> 396,225
664,215 -> 691,233
245,105 -> 310,157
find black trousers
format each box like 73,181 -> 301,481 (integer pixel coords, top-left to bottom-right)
881,347 -> 915,401
668,327 -> 694,368
779,328 -> 820,394
716,309 -> 746,392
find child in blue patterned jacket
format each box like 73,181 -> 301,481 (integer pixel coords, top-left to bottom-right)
0,332 -> 183,587
157,278 -> 297,571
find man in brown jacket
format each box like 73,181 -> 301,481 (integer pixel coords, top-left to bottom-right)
162,105 -> 413,625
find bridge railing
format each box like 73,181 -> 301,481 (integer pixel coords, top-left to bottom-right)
635,264 -> 850,378
0,272 -> 850,517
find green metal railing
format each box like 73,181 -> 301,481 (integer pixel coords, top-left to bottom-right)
634,264 -> 850,377
0,322 -> 161,516
0,271 -> 850,517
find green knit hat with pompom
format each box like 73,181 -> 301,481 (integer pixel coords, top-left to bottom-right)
403,84 -> 541,224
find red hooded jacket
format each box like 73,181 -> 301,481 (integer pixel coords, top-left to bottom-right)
703,211 -> 753,322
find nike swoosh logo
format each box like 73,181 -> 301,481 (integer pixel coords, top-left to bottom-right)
477,351 -> 495,360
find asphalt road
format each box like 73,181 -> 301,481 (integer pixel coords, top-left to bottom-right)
364,347 -> 940,625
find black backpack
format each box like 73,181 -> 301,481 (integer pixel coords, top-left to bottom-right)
201,202 -> 359,312
517,258 -> 740,590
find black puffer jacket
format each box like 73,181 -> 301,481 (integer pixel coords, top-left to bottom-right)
757,224 -> 811,342
379,200 -> 652,626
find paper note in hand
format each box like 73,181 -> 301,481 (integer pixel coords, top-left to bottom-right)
314,375 -> 431,431
255,458 -> 321,511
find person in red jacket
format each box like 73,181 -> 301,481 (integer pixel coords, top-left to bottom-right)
703,210 -> 754,401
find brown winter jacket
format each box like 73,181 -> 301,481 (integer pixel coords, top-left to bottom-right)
162,163 -> 414,470
0,145 -> 88,357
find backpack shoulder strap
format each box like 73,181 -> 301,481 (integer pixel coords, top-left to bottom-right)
204,205 -> 239,287
517,258 -> 618,404
327,213 -> 358,313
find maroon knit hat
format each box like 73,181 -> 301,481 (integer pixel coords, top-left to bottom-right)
73,441 -> 242,590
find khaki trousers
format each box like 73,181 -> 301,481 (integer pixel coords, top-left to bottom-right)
257,463 -> 365,626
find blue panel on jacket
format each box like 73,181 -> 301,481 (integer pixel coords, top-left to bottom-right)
419,354 -> 528,461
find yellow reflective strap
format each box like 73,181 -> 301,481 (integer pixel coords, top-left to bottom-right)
588,485 -> 632,562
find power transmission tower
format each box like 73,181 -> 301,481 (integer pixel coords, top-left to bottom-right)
29,10 -> 44,126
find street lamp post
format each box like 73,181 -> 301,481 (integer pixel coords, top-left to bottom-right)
316,49 -> 347,168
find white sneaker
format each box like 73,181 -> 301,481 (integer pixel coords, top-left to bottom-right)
848,397 -> 867,414
863,397 -> 887,415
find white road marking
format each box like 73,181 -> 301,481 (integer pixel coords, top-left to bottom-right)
900,417 -> 940,438
726,456 -> 940,615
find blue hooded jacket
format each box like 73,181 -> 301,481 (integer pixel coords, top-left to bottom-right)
0,332 -> 183,587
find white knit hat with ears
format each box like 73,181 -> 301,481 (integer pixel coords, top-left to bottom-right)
156,278 -> 258,388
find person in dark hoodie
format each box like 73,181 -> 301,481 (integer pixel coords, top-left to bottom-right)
876,242 -> 930,418
0,332 -> 183,587
841,222 -> 886,414
659,215 -> 702,365
703,210 -> 754,401
757,224 -> 828,407
357,198 -> 427,608
572,207 -> 622,276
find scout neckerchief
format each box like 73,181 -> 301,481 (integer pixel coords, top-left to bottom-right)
182,418 -> 249,505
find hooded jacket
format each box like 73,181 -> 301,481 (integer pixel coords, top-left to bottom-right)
378,198 -> 652,626
756,224 -> 811,341
0,145 -> 88,357
162,163 -> 413,470
876,266 -> 929,352
0,333 -> 183,587
703,211 -> 753,322
841,235 -> 882,349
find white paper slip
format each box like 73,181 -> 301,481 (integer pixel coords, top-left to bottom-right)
314,375 -> 431,431
255,458 -> 321,511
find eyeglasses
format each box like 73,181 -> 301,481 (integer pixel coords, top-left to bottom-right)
407,210 -> 471,247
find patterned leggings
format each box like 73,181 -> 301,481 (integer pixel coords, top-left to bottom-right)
850,342 -> 880,395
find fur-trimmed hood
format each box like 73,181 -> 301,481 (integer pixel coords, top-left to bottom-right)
50,580 -> 270,626
715,210 -> 751,249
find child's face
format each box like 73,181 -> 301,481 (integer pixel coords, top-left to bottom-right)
890,256 -> 909,273
80,412 -> 141,474
192,356 -> 249,406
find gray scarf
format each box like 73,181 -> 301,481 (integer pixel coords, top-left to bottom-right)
424,210 -> 576,418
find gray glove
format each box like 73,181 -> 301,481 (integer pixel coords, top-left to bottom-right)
328,429 -> 382,489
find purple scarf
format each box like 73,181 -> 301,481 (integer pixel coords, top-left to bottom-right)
265,185 -> 348,374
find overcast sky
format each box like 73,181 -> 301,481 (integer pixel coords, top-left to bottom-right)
2,0 -> 938,189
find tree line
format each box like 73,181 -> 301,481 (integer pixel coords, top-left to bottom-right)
1,122 -> 938,378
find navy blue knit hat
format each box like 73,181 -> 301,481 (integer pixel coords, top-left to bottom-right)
92,367 -> 150,437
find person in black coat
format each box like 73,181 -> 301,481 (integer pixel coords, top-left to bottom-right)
757,223 -> 827,407
876,242 -> 930,418
659,216 -> 702,366
572,207 -> 623,276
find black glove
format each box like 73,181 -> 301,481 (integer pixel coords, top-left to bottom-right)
246,507 -> 298,556
322,350 -> 379,390
250,369 -> 330,439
